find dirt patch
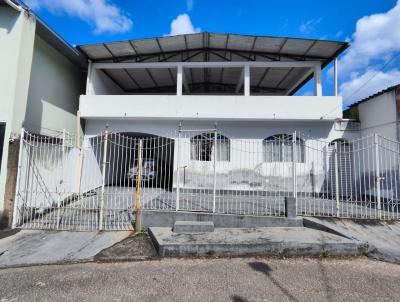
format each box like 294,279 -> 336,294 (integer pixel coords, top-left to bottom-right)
94,233 -> 158,262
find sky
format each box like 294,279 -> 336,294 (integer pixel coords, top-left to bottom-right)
22,0 -> 400,108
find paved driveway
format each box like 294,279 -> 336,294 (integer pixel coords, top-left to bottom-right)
0,257 -> 399,302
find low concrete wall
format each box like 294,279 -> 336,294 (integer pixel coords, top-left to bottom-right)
80,95 -> 343,121
140,210 -> 303,229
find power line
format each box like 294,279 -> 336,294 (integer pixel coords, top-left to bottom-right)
321,50 -> 400,118
344,51 -> 400,101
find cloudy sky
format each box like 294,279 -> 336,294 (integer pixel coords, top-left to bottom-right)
23,0 -> 400,108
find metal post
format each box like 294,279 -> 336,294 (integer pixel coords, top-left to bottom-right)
177,65 -> 183,96
62,129 -> 66,151
12,127 -> 25,229
135,139 -> 143,231
244,64 -> 250,96
212,127 -> 217,213
74,111 -> 83,196
334,141 -> 340,217
176,123 -> 181,211
374,134 -> 382,220
99,126 -> 109,230
292,132 -> 297,209
334,58 -> 338,97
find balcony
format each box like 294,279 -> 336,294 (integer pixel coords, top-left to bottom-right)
79,94 -> 342,121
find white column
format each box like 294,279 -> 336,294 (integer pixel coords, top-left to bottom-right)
314,63 -> 322,96
235,67 -> 245,94
85,60 -> 93,95
334,59 -> 338,96
244,64 -> 250,97
177,64 -> 183,96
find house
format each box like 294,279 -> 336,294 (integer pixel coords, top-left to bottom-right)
68,33 -> 373,226
5,2 -> 399,231
0,0 -> 86,227
344,84 -> 400,140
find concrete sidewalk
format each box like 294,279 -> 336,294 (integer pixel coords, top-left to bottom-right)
150,227 -> 368,257
304,217 -> 400,264
0,230 -> 131,268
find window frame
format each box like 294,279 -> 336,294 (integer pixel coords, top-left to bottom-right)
263,134 -> 305,163
190,132 -> 230,162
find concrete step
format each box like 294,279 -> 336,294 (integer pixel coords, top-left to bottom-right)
141,210 -> 303,229
173,221 -> 214,233
149,227 -> 369,257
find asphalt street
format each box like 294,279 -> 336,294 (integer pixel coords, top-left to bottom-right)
0,257 -> 399,302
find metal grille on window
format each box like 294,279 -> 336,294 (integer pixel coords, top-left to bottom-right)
264,134 -> 304,162
190,132 -> 230,161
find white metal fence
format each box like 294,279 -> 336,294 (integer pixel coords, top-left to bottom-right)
12,127 -> 400,231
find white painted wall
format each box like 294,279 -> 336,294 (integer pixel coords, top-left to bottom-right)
80,95 -> 343,121
25,35 -> 85,134
0,6 -> 36,214
83,119 -> 358,194
89,68 -> 123,95
358,90 -> 397,139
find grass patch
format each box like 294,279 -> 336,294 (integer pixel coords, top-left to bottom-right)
322,250 -> 332,258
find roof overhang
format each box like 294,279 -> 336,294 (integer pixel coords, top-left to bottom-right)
3,0 -> 87,69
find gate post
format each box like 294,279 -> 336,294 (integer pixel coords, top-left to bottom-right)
99,126 -> 109,230
292,132 -> 297,211
176,123 -> 181,211
12,127 -> 25,229
334,141 -> 340,217
62,129 -> 66,151
374,134 -> 382,220
135,139 -> 143,231
212,126 -> 217,213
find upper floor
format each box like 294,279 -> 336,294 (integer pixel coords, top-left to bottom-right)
78,33 -> 348,121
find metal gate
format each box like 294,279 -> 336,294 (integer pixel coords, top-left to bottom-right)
12,128 -> 400,231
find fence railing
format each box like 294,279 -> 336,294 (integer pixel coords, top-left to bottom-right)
12,127 -> 400,231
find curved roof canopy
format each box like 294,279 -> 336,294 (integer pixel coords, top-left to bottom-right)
78,32 -> 348,95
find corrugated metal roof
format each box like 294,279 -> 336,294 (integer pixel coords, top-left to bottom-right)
78,32 -> 349,95
349,83 -> 400,108
79,32 -> 347,62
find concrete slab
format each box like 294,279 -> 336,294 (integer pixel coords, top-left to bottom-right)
0,230 -> 131,268
304,217 -> 400,264
149,227 -> 368,257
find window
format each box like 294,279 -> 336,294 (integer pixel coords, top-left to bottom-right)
190,133 -> 230,161
263,134 -> 305,163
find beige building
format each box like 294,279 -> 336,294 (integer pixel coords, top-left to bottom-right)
0,0 -> 86,227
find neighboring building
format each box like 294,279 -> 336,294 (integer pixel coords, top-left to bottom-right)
0,0 -> 86,227
344,84 -> 400,140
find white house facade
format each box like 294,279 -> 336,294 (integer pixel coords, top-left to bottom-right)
77,33 -> 356,192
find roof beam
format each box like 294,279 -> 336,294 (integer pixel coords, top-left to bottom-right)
126,82 -> 286,94
145,69 -> 159,87
255,68 -> 271,88
285,68 -> 314,96
86,47 -> 330,63
93,61 -> 321,69
124,69 -> 142,89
